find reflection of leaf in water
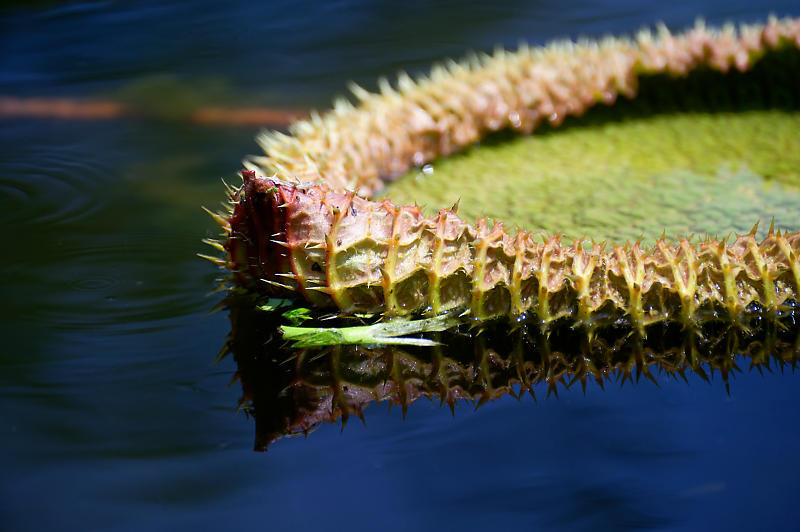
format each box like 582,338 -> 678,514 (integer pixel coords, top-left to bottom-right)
222,294 -> 800,451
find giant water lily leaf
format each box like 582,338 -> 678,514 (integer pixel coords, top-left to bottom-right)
384,110 -> 800,243
207,18 -> 800,340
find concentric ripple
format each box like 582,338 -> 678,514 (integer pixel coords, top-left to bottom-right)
0,139 -> 112,227
10,228 -> 213,335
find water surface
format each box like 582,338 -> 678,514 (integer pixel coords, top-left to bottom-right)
2,1 -> 800,530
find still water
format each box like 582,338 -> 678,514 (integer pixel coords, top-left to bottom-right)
2,1 -> 800,530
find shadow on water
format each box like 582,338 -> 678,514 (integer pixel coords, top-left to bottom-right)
219,293 -> 800,451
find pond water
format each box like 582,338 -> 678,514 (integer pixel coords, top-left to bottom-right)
2,1 -> 800,530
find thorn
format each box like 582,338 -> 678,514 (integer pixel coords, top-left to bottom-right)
197,253 -> 226,267
528,388 -> 537,403
221,178 -> 237,199
348,81 -> 371,101
270,240 -> 290,248
378,77 -> 395,96
201,238 -> 225,253
201,206 -> 231,232
260,278 -> 294,291
304,285 -> 332,294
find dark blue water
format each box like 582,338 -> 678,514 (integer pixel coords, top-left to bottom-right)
2,1 -> 800,530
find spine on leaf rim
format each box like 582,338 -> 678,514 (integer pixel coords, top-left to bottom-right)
219,172 -> 800,333
246,17 -> 800,196
204,17 -> 800,332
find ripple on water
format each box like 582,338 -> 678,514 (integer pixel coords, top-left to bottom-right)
72,277 -> 118,292
0,143 -> 112,226
10,227 -> 219,336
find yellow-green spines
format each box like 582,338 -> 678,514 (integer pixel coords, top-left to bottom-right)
245,17 -> 800,197
219,18 -> 800,332
225,288 -> 800,449
227,178 -> 800,331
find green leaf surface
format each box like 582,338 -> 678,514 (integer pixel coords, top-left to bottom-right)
280,314 -> 460,347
